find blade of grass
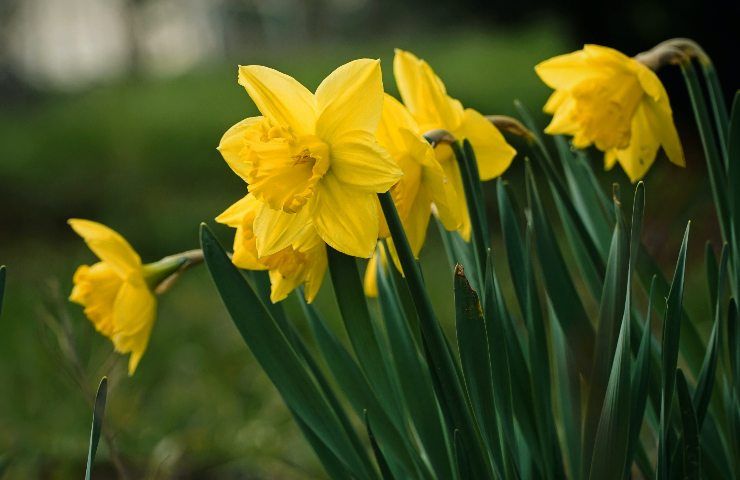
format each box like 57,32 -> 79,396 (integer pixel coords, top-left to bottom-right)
525,163 -> 594,378
365,411 -> 395,480
378,192 -> 494,479
85,377 -> 108,480
676,370 -> 701,479
200,224 -> 376,480
455,264 -> 500,472
657,222 -> 691,480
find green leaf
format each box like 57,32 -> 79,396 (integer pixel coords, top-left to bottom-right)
291,409 -> 354,480
436,218 -> 481,293
377,192 -> 493,479
200,224 -> 376,480
582,190 -> 630,475
729,300 -> 739,399
454,264 -> 500,471
588,274 -> 632,480
705,243 -> 719,311
0,265 -> 5,317
625,276 -> 655,476
681,62 -> 729,242
327,248 -> 404,427
728,91 -> 740,301
374,249 -> 453,479
453,430 -> 473,480
525,163 -> 594,378
298,295 -> 423,479
699,60 -> 730,167
365,411 -> 395,480
450,141 -> 486,288
676,370 -> 701,479
694,245 -> 728,428
657,222 -> 691,480
85,377 -> 108,480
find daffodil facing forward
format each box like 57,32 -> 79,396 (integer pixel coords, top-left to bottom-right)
535,44 -> 684,182
218,59 -> 402,259
69,219 -> 186,375
216,194 -> 327,303
393,49 -> 516,240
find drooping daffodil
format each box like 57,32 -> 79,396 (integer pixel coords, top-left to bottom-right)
216,193 -> 327,303
535,44 -> 684,182
218,59 -> 402,259
69,219 -> 185,375
393,49 -> 517,240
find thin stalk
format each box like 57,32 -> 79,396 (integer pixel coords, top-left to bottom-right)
377,191 -> 495,479
450,141 -> 487,288
681,61 -> 730,242
701,61 -> 730,163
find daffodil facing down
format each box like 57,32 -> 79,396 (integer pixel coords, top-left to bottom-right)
535,44 -> 684,182
393,49 -> 516,240
216,194 -> 327,303
218,59 -> 402,259
364,94 -> 461,296
69,219 -> 185,375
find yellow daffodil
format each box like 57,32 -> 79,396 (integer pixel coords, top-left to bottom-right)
69,219 -> 176,375
218,59 -> 402,259
364,94 -> 461,296
393,49 -> 516,240
535,44 -> 684,182
217,193 -> 327,303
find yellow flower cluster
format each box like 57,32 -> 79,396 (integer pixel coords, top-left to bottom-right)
68,43 -> 687,374
217,50 -> 517,302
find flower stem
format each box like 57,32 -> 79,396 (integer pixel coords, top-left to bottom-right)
451,141 -> 487,289
377,191 -> 494,479
681,61 -> 730,242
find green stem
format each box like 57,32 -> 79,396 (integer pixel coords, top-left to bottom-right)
450,141 -> 487,289
377,191 -> 495,479
699,60 -> 729,165
681,61 -> 730,243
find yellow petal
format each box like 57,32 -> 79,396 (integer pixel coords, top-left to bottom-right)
363,250 -> 380,298
611,102 -> 662,183
215,193 -> 254,228
438,158 -> 471,241
393,49 -> 464,131
70,262 -> 122,337
420,146 -> 461,231
111,281 -> 157,375
377,94 -> 420,151
313,174 -> 378,258
303,244 -> 328,303
315,59 -> 384,142
402,186 -> 432,256
253,201 -> 314,257
217,116 -> 263,182
456,109 -> 517,180
649,95 -> 685,167
604,150 -> 618,170
68,219 -> 142,278
238,65 -> 316,135
534,49 -> 598,90
543,90 -> 569,114
232,224 -> 268,271
330,130 -> 402,193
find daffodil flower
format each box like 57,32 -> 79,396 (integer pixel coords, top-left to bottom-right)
393,49 -> 516,240
218,59 -> 402,259
364,94 -> 462,296
69,219 -> 178,375
216,193 -> 327,303
536,44 -> 684,182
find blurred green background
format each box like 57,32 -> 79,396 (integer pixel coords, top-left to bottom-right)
0,0 -> 736,478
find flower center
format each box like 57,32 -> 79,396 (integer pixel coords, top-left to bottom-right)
246,121 -> 330,213
570,73 -> 644,151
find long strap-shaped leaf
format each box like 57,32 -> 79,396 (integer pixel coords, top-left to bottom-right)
200,224 -> 376,480
85,377 -> 108,480
728,92 -> 740,301
676,370 -> 701,479
377,192 -> 494,479
657,222 -> 691,480
0,265 -> 5,317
